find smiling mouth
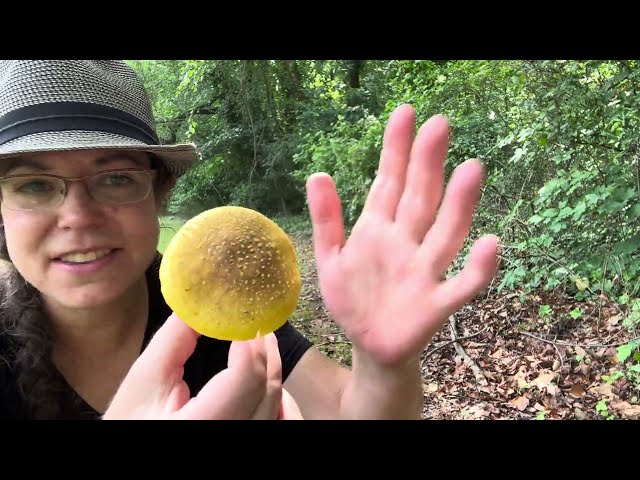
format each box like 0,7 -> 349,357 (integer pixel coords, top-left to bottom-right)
57,249 -> 115,264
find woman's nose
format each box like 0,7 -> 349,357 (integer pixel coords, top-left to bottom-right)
55,181 -> 106,229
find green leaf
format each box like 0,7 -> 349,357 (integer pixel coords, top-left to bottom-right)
613,233 -> 640,255
558,206 -> 573,219
549,221 -> 565,233
569,308 -> 583,319
510,148 -> 526,163
539,305 -> 553,317
517,128 -> 534,142
617,343 -> 633,363
627,204 -> 640,220
572,202 -> 587,221
585,193 -> 600,205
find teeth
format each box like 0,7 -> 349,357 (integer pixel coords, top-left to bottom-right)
60,249 -> 112,263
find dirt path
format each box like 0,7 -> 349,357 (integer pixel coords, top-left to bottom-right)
288,233 -> 639,420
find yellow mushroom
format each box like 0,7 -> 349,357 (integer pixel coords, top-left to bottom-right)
159,206 -> 301,341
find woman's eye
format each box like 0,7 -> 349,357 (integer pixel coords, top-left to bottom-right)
16,180 -> 54,194
103,174 -> 133,186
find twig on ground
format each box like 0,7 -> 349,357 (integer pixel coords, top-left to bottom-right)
514,330 -> 640,349
448,314 -> 488,386
552,341 -> 564,370
422,325 -> 491,364
316,340 -> 351,348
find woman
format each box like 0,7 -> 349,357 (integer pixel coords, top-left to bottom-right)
0,61 -> 499,420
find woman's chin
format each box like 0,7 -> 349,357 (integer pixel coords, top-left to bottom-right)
46,283 -> 136,310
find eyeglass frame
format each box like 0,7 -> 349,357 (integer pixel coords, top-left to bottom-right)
0,167 -> 159,212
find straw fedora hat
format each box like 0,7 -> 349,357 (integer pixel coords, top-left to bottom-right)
0,60 -> 198,177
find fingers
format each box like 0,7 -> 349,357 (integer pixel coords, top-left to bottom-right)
394,115 -> 448,242
361,104 -> 415,220
419,159 -> 485,277
435,234 -> 499,317
249,333 -> 284,419
306,172 -> 345,269
178,336 -> 270,420
132,313 -> 198,383
103,314 -> 198,419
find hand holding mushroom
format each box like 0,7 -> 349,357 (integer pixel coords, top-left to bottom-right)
305,106 -> 499,370
104,313 -> 302,420
145,205 -> 304,420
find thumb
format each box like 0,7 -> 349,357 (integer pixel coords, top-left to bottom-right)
132,313 -> 199,382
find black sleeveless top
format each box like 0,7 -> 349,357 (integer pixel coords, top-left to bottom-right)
0,254 -> 313,419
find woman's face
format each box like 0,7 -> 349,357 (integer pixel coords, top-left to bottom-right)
0,149 -> 166,309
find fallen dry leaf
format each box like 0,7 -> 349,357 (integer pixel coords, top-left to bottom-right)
483,371 -> 497,381
605,347 -> 618,357
531,371 -> 558,395
512,366 -> 530,390
616,403 -> 640,420
607,315 -> 620,327
462,405 -> 490,419
569,384 -> 586,398
506,361 -> 520,374
589,383 -> 616,399
509,395 -> 530,411
525,355 -> 543,368
491,349 -> 505,359
574,409 -> 587,420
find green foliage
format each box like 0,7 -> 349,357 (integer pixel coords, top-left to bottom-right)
596,399 -> 615,419
539,304 -> 553,318
293,113 -> 384,225
130,59 -> 640,342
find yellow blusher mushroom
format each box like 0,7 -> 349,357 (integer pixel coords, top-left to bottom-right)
160,206 -> 301,341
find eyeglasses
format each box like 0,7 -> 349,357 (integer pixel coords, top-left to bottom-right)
0,168 -> 157,212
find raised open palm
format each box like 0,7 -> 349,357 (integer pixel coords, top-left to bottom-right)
305,105 -> 499,367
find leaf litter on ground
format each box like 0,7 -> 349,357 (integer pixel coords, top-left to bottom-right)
287,233 -> 639,420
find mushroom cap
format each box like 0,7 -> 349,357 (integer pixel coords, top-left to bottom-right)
159,206 -> 301,341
